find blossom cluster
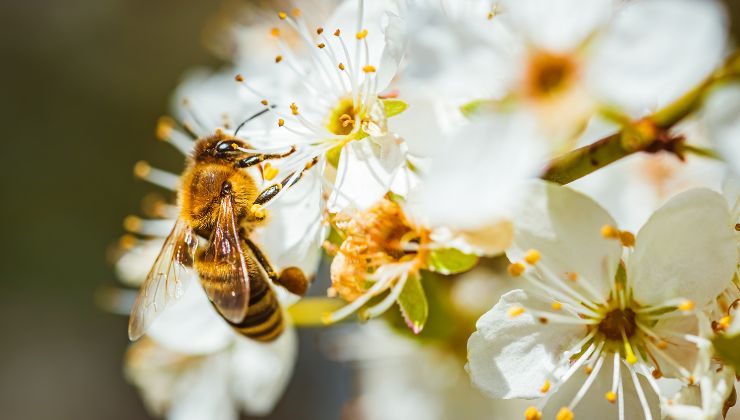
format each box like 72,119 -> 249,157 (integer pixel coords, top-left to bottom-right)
112,0 -> 740,419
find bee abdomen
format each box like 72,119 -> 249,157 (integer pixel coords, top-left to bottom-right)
230,275 -> 284,342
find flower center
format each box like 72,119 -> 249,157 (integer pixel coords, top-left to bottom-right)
597,308 -> 637,341
326,97 -> 359,136
524,51 -> 578,98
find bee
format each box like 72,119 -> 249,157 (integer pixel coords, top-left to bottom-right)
128,115 -> 317,342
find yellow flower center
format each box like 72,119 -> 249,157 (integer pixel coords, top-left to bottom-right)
326,96 -> 360,136
524,51 -> 578,99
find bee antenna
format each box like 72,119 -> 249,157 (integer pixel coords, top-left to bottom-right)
233,105 -> 277,137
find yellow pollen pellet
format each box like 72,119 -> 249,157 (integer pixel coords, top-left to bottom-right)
338,63 -> 346,71
334,29 -> 341,36
260,99 -> 269,106
133,161 -> 151,178
278,119 -> 285,127
605,391 -> 617,403
601,224 -> 619,239
678,300 -> 695,312
278,11 -> 287,20
524,249 -> 541,265
508,306 -> 525,318
619,231 -> 635,247
316,27 -> 324,35
540,379 -> 551,393
524,407 -> 542,420
718,316 -> 731,330
250,204 -> 266,219
508,262 -> 526,277
356,29 -> 368,39
270,27 -> 280,37
362,65 -> 376,73
551,301 -> 563,311
263,164 -> 279,181
556,407 -> 574,420
317,43 -> 325,49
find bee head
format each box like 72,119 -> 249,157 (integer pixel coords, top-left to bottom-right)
193,133 -> 249,163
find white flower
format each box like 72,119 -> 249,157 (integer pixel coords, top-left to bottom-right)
467,181 -> 737,419
232,0 -> 408,213
703,83 -> 740,175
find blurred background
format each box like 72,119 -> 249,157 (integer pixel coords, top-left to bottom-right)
0,1 -> 738,419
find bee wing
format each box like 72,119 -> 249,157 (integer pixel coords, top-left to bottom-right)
199,194 -> 250,324
128,218 -> 198,340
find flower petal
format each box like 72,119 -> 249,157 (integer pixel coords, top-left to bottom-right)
703,84 -> 740,174
467,290 -> 585,399
168,354 -> 238,420
507,181 -> 623,301
589,0 -> 728,116
147,281 -> 235,355
629,188 -> 736,307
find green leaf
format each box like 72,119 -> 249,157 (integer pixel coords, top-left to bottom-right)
426,248 -> 479,275
382,99 -> 408,118
397,274 -> 428,334
713,333 -> 740,371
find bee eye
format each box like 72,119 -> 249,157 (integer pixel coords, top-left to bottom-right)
215,141 -> 239,154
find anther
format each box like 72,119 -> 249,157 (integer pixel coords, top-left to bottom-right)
619,231 -> 635,247
290,103 -> 299,115
565,272 -> 578,282
118,234 -> 137,250
362,65 -> 376,73
601,224 -> 619,239
678,300 -> 695,312
275,55 -> 283,63
605,391 -> 617,404
540,379 -> 551,393
657,340 -> 669,349
334,29 -> 341,36
556,407 -> 574,420
524,407 -> 542,420
278,11 -> 287,20
123,215 -> 142,232
551,301 -> 563,311
317,43 -> 325,49
508,306 -> 525,318
291,7 -> 301,17
338,63 -> 346,71
584,365 -> 593,374
261,99 -> 269,106
356,29 -> 368,39
234,74 -> 244,82
133,161 -> 151,178
718,316 -> 731,330
508,262 -> 526,277
278,119 -> 285,127
270,27 -> 280,37
155,116 -> 175,140
524,249 -> 541,265
316,27 -> 324,35
263,164 -> 279,181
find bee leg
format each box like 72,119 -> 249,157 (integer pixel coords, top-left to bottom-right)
236,146 -> 297,168
244,239 -> 310,296
253,156 -> 319,205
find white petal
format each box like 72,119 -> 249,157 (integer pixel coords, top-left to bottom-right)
115,239 -> 165,287
467,290 -> 585,399
541,361 -> 661,419
328,136 -> 405,212
230,326 -> 298,415
147,281 -> 235,355
169,353 -> 238,420
409,112 -> 547,232
376,10 -> 406,91
507,181 -> 623,300
498,0 -> 616,52
629,188 -> 736,307
589,0 -> 728,116
703,84 -> 740,174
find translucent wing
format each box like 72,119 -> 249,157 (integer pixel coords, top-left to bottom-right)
199,194 -> 250,323
128,219 -> 198,340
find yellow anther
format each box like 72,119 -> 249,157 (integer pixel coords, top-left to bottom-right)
605,391 -> 617,403
657,340 -> 669,349
566,272 -> 578,282
118,234 -> 137,250
317,43 -> 325,49
133,161 -> 151,178
362,65 -> 377,73
601,224 -> 619,239
278,11 -> 287,20
275,55 -> 283,63
334,29 -> 341,36
278,119 -> 285,127
270,27 -> 280,37
678,300 -> 695,312
250,204 -> 266,219
687,375 -> 695,385
524,407 -> 542,420
356,29 -> 368,39
291,7 -> 301,17
508,306 -> 525,318
584,365 -> 593,374
263,164 -> 279,181
487,12 -> 495,19
260,99 -> 269,106
619,231 -> 635,247
316,27 -> 324,35
338,63 -> 346,71
524,249 -> 541,265
551,301 -> 563,311
508,262 -> 526,277
234,73 -> 244,82
540,379 -> 551,393
123,215 -> 142,232
718,316 -> 731,330
290,103 -> 299,115
556,407 -> 574,420
155,116 -> 175,140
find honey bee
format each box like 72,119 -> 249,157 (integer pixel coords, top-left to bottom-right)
128,122 -> 317,342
